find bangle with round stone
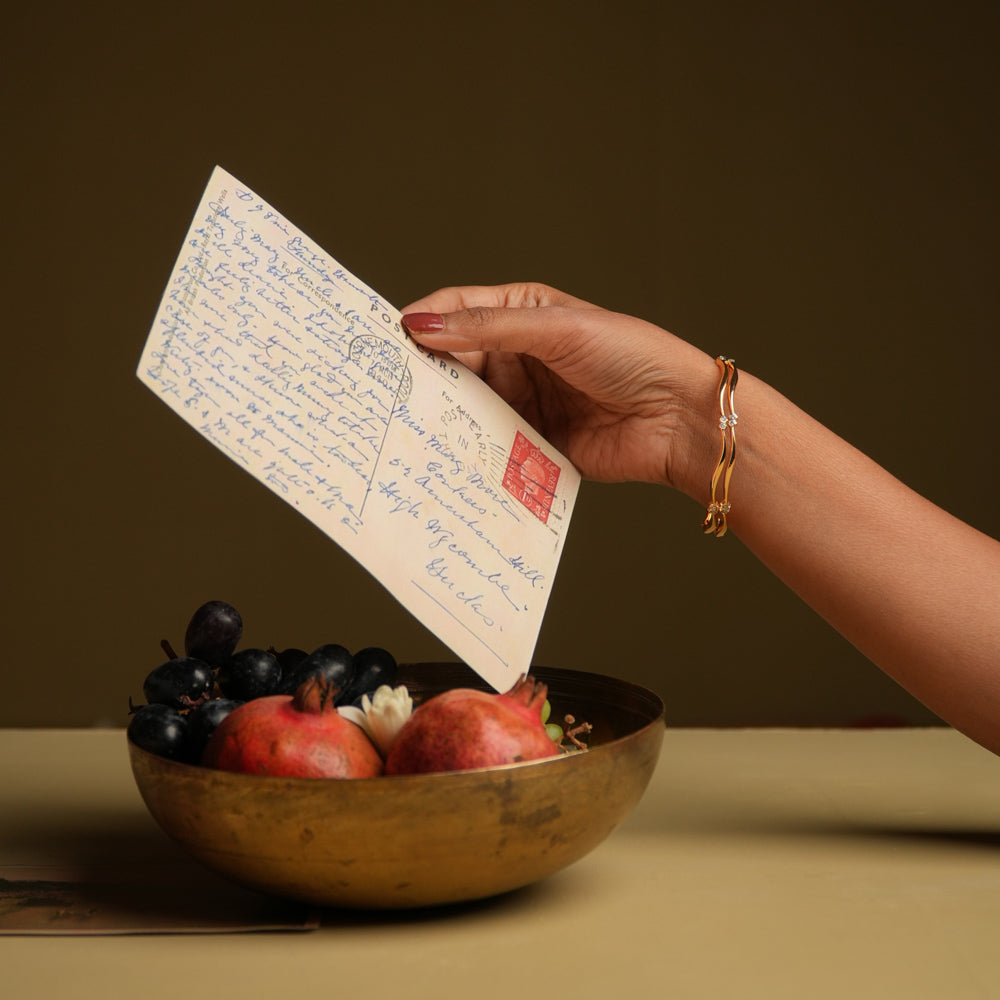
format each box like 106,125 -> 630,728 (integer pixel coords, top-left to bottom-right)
702,356 -> 738,537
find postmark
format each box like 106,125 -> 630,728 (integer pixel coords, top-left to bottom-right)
502,430 -> 561,523
438,396 -> 504,481
349,334 -> 412,404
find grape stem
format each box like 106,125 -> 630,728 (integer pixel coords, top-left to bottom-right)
560,715 -> 593,751
178,692 -> 211,712
161,638 -> 179,660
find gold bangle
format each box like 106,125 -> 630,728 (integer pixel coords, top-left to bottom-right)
702,356 -> 738,537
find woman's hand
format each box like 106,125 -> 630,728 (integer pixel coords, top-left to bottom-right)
402,282 -> 716,488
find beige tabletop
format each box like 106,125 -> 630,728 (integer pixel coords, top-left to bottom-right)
2,727 -> 999,999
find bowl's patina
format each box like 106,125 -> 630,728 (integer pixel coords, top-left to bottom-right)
128,663 -> 665,909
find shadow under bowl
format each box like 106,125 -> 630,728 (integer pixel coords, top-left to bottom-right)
128,663 -> 665,909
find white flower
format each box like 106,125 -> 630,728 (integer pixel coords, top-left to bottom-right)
337,684 -> 413,759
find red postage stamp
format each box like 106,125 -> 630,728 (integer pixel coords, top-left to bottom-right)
502,430 -> 561,524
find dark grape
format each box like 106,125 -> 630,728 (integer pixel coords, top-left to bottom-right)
184,698 -> 241,762
128,704 -> 189,760
281,643 -> 354,697
184,600 -> 243,666
339,646 -> 397,705
273,647 -> 308,674
143,657 -> 214,709
217,648 -> 281,701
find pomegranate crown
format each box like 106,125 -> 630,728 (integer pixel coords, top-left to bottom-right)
292,675 -> 340,714
504,674 -> 548,713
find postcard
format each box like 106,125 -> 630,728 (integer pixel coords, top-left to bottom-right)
137,167 -> 580,691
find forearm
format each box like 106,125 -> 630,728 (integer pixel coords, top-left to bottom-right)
676,368 -> 1000,750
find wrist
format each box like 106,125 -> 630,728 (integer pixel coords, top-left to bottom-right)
662,350 -> 728,501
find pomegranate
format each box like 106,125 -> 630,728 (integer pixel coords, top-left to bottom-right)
384,674 -> 559,775
201,677 -> 383,778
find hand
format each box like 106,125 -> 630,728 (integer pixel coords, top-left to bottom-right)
401,282 -> 716,488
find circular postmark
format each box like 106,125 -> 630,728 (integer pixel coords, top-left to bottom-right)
349,335 -> 412,404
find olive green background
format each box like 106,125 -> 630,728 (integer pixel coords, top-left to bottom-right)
4,2 -> 997,727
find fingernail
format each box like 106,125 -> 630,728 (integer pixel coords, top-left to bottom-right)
402,312 -> 445,334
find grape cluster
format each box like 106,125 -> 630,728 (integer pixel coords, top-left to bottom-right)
127,600 -> 397,764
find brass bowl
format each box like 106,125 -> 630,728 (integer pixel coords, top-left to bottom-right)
128,663 -> 664,909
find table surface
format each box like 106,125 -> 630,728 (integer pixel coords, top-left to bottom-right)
2,727 -> 999,999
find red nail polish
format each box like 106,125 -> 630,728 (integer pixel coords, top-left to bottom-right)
402,312 -> 445,333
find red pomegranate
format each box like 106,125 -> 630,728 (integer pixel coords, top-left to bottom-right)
384,674 -> 559,775
201,677 -> 383,779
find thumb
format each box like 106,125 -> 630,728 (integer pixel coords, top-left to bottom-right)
402,305 -> 586,365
